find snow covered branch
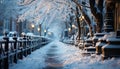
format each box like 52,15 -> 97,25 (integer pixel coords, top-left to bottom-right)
72,0 -> 93,36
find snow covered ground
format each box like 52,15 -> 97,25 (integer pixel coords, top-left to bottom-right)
10,40 -> 120,69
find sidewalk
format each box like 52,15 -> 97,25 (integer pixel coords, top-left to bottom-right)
10,40 -> 120,69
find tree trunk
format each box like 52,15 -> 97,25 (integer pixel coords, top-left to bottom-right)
76,7 -> 81,40
72,0 -> 93,37
89,0 -> 103,33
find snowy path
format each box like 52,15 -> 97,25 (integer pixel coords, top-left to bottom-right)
10,40 -> 120,69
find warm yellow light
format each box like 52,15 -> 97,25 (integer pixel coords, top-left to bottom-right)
81,16 -> 84,19
68,28 -> 71,32
79,15 -> 84,21
31,24 -> 35,28
72,24 -> 76,28
72,24 -> 77,29
38,27 -> 40,31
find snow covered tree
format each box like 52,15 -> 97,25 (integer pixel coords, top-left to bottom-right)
0,0 -> 19,33
89,0 -> 104,33
72,0 -> 104,33
72,0 -> 93,37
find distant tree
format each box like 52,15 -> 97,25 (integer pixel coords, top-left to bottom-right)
0,0 -> 19,19
0,0 -> 19,32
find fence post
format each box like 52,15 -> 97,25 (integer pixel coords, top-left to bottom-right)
13,33 -> 17,63
3,31 -> 9,69
31,40 -> 34,52
23,35 -> 27,57
0,41 -> 3,69
19,40 -> 23,59
27,36 -> 31,55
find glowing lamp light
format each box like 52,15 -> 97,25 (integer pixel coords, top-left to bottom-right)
38,27 -> 40,31
31,24 -> 35,28
68,28 -> 71,32
79,15 -> 85,21
44,30 -> 47,33
72,24 -> 76,28
81,16 -> 84,19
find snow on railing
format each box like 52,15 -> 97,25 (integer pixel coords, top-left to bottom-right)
0,35 -> 50,69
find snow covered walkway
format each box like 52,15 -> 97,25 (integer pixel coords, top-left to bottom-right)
10,40 -> 120,69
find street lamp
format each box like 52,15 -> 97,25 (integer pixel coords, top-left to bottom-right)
72,24 -> 77,29
72,24 -> 75,28
72,24 -> 77,40
38,27 -> 40,31
79,15 -> 84,21
44,29 -> 46,33
38,27 -> 40,35
79,15 -> 85,47
44,29 -> 47,36
31,24 -> 35,28
31,24 -> 35,33
68,28 -> 71,32
68,28 -> 72,38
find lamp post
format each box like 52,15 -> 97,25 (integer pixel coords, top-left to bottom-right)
79,15 -> 85,38
31,24 -> 35,33
44,29 -> 47,36
79,15 -> 85,48
68,28 -> 71,38
39,24 -> 41,36
68,28 -> 71,32
72,24 -> 76,29
37,27 -> 40,36
72,24 -> 76,40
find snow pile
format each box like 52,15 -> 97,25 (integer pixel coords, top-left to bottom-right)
57,42 -> 120,69
63,57 -> 120,69
55,41 -> 120,69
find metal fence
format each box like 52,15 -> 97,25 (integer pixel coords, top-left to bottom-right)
0,36 -> 50,69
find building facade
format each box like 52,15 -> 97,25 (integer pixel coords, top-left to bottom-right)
105,0 -> 120,34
